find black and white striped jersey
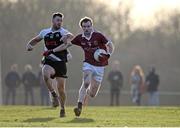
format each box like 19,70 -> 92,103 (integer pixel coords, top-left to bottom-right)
39,27 -> 72,62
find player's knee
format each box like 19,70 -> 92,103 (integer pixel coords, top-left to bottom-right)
43,73 -> 51,82
58,85 -> 65,93
43,74 -> 48,82
89,92 -> 97,98
89,93 -> 96,98
59,89 -> 65,95
42,68 -> 54,78
84,82 -> 90,89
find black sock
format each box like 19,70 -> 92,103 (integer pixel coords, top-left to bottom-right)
51,91 -> 57,98
78,102 -> 82,109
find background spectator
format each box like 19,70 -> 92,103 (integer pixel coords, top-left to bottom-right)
146,67 -> 160,106
5,64 -> 21,105
130,65 -> 145,106
22,64 -> 36,105
107,60 -> 123,106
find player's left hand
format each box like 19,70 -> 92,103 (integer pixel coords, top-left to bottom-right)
42,49 -> 54,56
99,53 -> 110,62
26,43 -> 33,51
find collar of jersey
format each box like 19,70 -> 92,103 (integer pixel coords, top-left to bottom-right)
50,27 -> 62,33
82,29 -> 95,40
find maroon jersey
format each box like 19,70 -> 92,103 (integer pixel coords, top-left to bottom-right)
71,31 -> 109,66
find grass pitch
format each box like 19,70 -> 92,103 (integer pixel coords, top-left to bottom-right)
0,106 -> 180,127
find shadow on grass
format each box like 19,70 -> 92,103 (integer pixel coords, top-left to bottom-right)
23,117 -> 55,122
66,118 -> 95,123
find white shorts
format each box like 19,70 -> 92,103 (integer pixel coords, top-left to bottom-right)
83,62 -> 105,83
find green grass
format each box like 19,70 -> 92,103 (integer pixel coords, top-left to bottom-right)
0,106 -> 180,127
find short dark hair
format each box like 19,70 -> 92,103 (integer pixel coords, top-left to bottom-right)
52,12 -> 64,19
79,16 -> 93,27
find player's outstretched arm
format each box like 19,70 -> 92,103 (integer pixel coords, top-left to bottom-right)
60,33 -> 74,42
42,42 -> 73,57
53,41 -> 72,53
26,35 -> 43,51
52,34 -> 74,52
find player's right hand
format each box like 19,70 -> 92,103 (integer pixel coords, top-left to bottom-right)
42,49 -> 54,56
26,43 -> 33,51
99,53 -> 110,62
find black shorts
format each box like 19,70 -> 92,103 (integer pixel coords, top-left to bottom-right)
44,59 -> 67,78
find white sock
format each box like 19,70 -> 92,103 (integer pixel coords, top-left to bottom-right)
78,84 -> 87,103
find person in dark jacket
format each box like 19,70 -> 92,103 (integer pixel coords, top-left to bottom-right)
5,64 -> 21,105
22,64 -> 36,105
107,60 -> 123,106
145,67 -> 160,106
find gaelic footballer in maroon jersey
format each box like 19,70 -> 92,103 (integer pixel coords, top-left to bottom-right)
72,18 -> 114,117
71,30 -> 109,66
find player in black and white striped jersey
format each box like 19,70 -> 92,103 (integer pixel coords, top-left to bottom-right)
26,12 -> 73,117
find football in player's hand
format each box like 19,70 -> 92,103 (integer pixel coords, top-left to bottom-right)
94,49 -> 108,62
99,53 -> 110,62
